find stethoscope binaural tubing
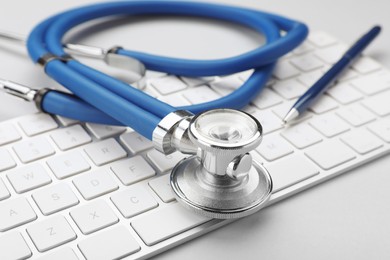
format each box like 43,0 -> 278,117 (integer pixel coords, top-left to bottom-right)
27,1 -> 308,140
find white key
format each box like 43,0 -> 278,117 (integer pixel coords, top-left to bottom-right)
236,70 -> 254,82
0,178 -> 10,200
182,86 -> 220,104
37,247 -> 79,260
51,125 -> 92,151
120,131 -> 153,154
111,185 -> 158,218
73,169 -> 118,200
147,150 -> 185,173
18,113 -> 58,136
314,44 -> 347,64
78,225 -> 140,260
336,104 -> 376,127
308,31 -> 337,47
13,136 -> 55,163
272,102 -> 312,123
297,69 -> 323,87
252,89 -> 283,110
305,139 -> 356,170
70,200 -> 118,234
368,119 -> 390,143
0,197 -> 36,231
362,91 -> 390,116
0,123 -> 21,145
289,54 -> 323,72
85,123 -> 126,139
341,129 -> 383,155
0,148 -> 16,172
158,93 -> 191,107
352,56 -> 381,74
56,115 -> 78,127
338,68 -> 359,82
351,70 -> 390,95
309,113 -> 350,137
27,215 -> 76,252
47,151 -> 91,179
145,70 -> 167,79
271,79 -> 307,100
180,76 -> 215,87
7,164 -> 52,194
267,154 -> 319,192
111,156 -> 155,185
293,41 -> 314,55
150,76 -> 187,95
210,76 -> 242,96
251,109 -> 283,135
281,124 -> 322,149
326,82 -> 363,104
309,95 -> 339,114
132,203 -> 210,246
32,183 -> 79,215
257,134 -> 294,161
84,138 -> 127,166
272,60 -> 300,80
149,174 -> 175,203
0,232 -> 32,260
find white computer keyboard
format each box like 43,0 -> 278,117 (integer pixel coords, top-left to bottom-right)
1,31 -> 390,260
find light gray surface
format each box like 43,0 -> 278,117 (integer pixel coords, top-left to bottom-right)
0,1 -> 389,259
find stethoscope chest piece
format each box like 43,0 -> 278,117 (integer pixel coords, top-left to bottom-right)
170,109 -> 273,219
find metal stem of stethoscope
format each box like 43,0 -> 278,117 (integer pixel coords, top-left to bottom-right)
0,31 -> 146,84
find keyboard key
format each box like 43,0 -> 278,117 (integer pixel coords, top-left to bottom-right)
309,113 -> 350,137
309,95 -> 338,114
352,56 -> 381,74
111,185 -> 158,218
120,131 -> 153,154
337,68 -> 359,82
252,88 -> 283,110
351,70 -> 390,95
55,116 -> 78,127
150,76 -> 187,95
236,70 -> 254,82
32,183 -> 79,215
0,197 -> 36,231
70,200 -> 118,234
47,151 -> 91,179
51,125 -> 92,151
84,138 -> 127,166
132,203 -> 210,246
85,123 -> 126,139
27,215 -> 76,252
257,134 -> 294,161
271,79 -> 307,100
326,82 -> 363,104
182,86 -> 220,104
341,129 -> 383,155
0,232 -> 32,260
368,119 -> 390,143
7,164 -> 52,193
297,69 -> 323,87
251,109 -> 283,135
272,102 -> 312,123
158,93 -> 191,107
281,124 -> 323,149
336,104 -> 376,127
305,139 -> 356,170
180,76 -> 215,87
0,178 -> 10,201
273,60 -> 300,80
314,44 -> 347,64
111,156 -> 155,185
73,169 -> 118,200
308,31 -> 337,47
149,174 -> 175,203
18,113 -> 58,136
13,136 -> 55,163
267,154 -> 320,192
37,247 -> 79,260
290,54 -> 323,72
293,41 -> 314,55
0,148 -> 16,172
78,225 -> 140,260
210,76 -> 242,96
362,91 -> 390,116
0,123 -> 21,145
147,150 -> 185,173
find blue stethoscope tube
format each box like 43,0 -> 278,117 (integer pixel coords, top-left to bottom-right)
26,1 -> 308,140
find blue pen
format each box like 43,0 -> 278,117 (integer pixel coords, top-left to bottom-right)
283,25 -> 382,124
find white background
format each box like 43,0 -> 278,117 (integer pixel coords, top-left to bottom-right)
0,1 -> 389,259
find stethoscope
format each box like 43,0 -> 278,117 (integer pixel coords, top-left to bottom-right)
0,1 -> 308,219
